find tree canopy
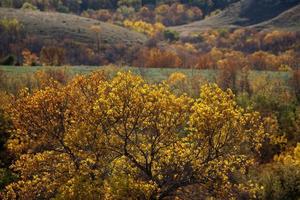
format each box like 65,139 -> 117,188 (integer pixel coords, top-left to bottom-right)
2,71 -> 269,199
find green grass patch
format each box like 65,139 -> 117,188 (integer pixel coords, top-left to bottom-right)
0,65 -> 292,95
0,65 -> 218,82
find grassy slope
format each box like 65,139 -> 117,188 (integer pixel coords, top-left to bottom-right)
0,8 -> 147,46
171,0 -> 300,35
252,4 -> 300,31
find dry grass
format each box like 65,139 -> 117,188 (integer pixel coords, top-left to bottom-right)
170,0 -> 300,36
0,8 -> 147,47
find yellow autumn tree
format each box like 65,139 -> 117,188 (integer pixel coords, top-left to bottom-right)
4,71 -> 110,200
124,20 -> 165,37
3,72 -> 268,199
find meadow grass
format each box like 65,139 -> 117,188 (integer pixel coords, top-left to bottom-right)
1,65 -> 290,80
0,65 -> 217,82
0,65 -> 292,94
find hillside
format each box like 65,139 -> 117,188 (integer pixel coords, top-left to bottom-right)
171,0 -> 300,35
252,4 -> 300,31
0,8 -> 147,46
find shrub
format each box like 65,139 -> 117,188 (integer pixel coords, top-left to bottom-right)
40,46 -> 66,66
164,29 -> 179,41
135,48 -> 182,68
258,144 -> 300,200
0,55 -> 16,66
21,2 -> 38,10
22,49 -> 39,66
124,20 -> 165,37
291,69 -> 300,102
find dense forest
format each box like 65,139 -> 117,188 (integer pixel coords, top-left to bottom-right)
1,0 -> 300,199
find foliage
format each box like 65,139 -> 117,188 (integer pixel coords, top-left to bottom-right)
0,18 -> 23,35
0,92 -> 12,165
82,9 -> 113,22
118,0 -> 142,10
258,144 -> 300,200
40,46 -> 66,66
22,49 -> 39,66
0,55 -> 16,66
163,29 -> 179,41
90,25 -> 102,53
81,2 -> 203,26
0,0 -> 225,19
291,69 -> 300,102
1,72 -> 269,199
135,48 -> 182,68
21,2 -> 38,10
216,50 -> 247,92
0,92 -> 15,192
154,3 -> 203,26
124,20 -> 165,36
0,18 -> 23,57
167,72 -> 187,85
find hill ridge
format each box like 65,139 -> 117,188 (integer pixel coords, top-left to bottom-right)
0,8 -> 147,46
171,0 -> 300,35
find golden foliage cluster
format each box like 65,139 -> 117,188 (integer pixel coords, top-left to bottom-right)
1,72 -> 276,199
124,20 -> 165,37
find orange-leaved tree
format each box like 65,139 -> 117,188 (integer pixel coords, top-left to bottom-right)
3,72 -> 268,199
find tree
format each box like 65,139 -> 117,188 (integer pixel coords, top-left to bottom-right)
40,46 -> 65,66
217,50 -> 247,93
291,69 -> 300,102
118,0 -> 142,10
3,72 -> 267,199
21,2 -> 38,10
4,71 -> 110,199
124,20 -> 165,37
90,25 -> 102,53
163,29 -> 179,41
248,51 -> 279,71
0,18 -> 23,56
135,47 -> 182,68
80,0 -> 119,10
0,92 -> 15,192
22,49 -> 39,66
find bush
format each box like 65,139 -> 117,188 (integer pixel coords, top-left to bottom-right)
40,46 -> 66,66
0,94 -> 15,191
0,169 -> 16,191
0,55 -> 16,66
258,144 -> 300,200
135,47 -> 182,68
291,69 -> 300,102
164,29 -> 179,41
21,2 -> 38,11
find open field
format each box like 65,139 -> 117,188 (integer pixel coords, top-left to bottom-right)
0,66 -> 292,96
0,65 -> 291,82
0,65 -> 216,83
